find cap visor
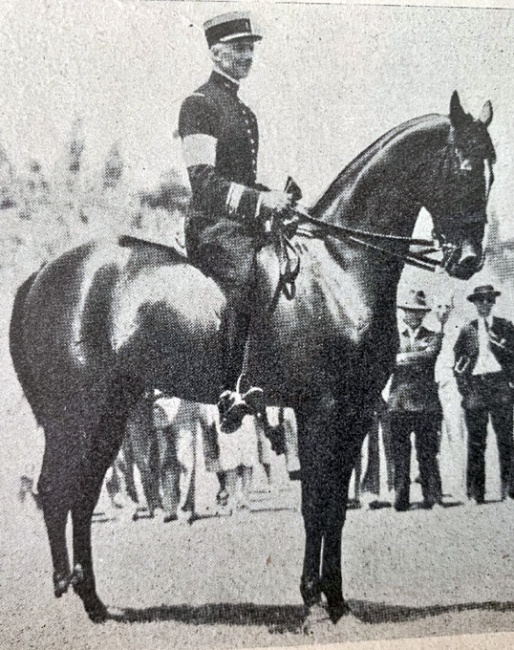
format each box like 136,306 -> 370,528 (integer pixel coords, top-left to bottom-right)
219,32 -> 262,42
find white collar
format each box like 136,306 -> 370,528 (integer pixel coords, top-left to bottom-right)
213,66 -> 240,87
479,315 -> 494,328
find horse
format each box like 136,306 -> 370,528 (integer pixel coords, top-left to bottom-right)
10,92 -> 495,627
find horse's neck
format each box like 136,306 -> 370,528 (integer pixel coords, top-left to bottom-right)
306,124 -> 448,313
315,116 -> 448,240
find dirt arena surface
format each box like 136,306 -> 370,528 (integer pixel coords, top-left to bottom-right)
3,486 -> 514,650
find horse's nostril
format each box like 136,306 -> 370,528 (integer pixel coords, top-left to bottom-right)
451,256 -> 480,280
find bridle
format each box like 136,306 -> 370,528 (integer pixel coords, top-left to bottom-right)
275,196 -> 488,300
290,148 -> 492,275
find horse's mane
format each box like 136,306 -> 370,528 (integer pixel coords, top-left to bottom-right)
311,113 -> 446,219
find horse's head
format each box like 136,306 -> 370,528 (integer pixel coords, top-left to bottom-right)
424,91 -> 495,280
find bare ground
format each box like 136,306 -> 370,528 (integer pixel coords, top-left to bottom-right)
3,487 -> 514,650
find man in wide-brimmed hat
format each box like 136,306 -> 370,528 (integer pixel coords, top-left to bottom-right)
388,289 -> 448,511
454,284 -> 514,504
178,12 -> 295,433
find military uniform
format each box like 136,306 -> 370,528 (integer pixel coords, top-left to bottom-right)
177,11 -> 279,433
178,70 -> 267,292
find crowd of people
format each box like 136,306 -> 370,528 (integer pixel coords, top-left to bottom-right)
95,396 -> 300,523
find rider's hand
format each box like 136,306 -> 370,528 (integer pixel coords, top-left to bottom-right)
260,190 -> 294,216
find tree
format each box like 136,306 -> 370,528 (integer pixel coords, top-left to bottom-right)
102,142 -> 124,190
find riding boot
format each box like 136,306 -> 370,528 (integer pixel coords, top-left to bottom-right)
217,302 -> 264,434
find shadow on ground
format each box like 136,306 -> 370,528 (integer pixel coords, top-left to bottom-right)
109,599 -> 514,633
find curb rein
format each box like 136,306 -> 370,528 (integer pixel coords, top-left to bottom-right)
275,205 -> 442,301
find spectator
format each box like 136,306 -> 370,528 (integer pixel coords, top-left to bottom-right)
388,289 -> 448,511
434,294 -> 467,502
454,285 -> 514,505
215,412 -> 260,512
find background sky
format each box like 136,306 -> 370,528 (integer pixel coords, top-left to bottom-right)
0,1 -> 513,230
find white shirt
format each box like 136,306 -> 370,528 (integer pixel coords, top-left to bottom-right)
473,316 -> 502,375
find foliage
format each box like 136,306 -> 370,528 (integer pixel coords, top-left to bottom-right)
0,119 -> 190,291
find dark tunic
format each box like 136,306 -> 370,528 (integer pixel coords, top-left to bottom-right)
178,71 -> 267,292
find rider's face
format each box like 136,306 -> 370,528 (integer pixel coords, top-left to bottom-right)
211,39 -> 256,81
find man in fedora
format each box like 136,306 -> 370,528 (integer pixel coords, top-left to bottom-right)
454,285 -> 514,504
388,289 -> 447,511
178,12 -> 295,433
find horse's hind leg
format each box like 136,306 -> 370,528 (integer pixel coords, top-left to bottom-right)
38,427 -> 83,598
71,393 -> 131,621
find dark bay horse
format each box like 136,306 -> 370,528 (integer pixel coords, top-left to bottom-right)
10,92 -> 495,626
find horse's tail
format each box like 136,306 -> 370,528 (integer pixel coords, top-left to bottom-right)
9,268 -> 44,426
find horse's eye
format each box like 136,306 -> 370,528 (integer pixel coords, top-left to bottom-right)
455,149 -> 473,172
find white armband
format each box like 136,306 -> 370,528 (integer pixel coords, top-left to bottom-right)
182,134 -> 217,168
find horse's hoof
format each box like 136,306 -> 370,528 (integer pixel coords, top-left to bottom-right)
53,572 -> 70,598
327,599 -> 351,624
87,601 -> 109,624
302,603 -> 331,635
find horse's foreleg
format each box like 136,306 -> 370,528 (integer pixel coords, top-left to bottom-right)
296,400 -> 333,612
71,404 -> 128,622
320,411 -> 371,622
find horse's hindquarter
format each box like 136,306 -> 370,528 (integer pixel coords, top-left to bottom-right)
21,242 -> 124,421
21,241 -> 223,409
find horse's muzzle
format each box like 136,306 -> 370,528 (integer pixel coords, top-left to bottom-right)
445,240 -> 484,280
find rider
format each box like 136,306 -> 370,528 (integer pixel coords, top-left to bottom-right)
178,12 -> 295,432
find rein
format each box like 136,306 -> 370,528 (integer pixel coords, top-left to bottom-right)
293,205 -> 441,272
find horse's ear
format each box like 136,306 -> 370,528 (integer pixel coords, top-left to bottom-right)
478,100 -> 493,127
449,91 -> 466,127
